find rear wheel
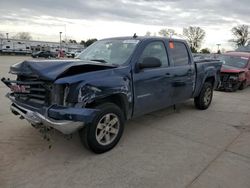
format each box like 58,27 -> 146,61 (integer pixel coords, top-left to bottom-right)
194,82 -> 213,110
79,103 -> 124,154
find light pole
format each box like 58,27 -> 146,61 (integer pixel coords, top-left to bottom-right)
59,32 -> 62,50
6,33 -> 9,40
216,44 -> 221,54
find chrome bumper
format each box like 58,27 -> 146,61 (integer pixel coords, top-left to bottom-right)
11,103 -> 84,134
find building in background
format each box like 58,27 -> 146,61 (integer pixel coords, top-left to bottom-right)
0,38 -> 85,55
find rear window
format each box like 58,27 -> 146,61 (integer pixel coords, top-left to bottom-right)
170,42 -> 189,66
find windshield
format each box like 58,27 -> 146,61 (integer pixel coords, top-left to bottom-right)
77,39 -> 139,65
219,55 -> 249,68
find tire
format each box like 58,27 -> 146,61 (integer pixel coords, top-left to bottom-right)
79,103 -> 124,154
194,82 -> 213,110
239,80 -> 247,90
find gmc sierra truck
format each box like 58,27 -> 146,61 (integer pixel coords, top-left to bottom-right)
2,36 -> 222,153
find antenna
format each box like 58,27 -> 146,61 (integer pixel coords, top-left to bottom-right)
133,33 -> 137,38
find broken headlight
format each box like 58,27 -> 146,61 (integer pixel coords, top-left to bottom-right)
78,85 -> 102,104
239,72 -> 245,80
63,85 -> 70,106
229,75 -> 238,81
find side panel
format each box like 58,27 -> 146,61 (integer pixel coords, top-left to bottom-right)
133,67 -> 173,116
131,39 -> 174,117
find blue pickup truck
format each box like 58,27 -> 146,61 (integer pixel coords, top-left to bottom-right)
2,36 -> 222,153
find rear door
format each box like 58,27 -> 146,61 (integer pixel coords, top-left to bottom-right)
133,40 -> 173,116
167,41 -> 195,104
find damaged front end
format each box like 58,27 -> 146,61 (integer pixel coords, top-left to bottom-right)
1,58 -> 131,135
1,77 -> 99,134
218,72 -> 244,91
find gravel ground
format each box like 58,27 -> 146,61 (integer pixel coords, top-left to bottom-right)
0,55 -> 250,188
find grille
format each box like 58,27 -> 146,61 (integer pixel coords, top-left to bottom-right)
14,77 -> 51,105
220,74 -> 230,82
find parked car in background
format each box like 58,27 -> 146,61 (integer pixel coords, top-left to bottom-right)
193,53 -> 219,61
2,36 -> 222,153
74,50 -> 83,58
218,51 -> 250,91
66,51 -> 75,58
66,50 -> 82,58
31,51 -> 57,58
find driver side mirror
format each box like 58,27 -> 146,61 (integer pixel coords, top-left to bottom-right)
139,57 -> 162,69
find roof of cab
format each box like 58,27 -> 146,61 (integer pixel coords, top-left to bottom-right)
101,36 -> 186,43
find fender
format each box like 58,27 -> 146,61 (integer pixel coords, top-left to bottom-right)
55,66 -> 133,118
193,64 -> 218,97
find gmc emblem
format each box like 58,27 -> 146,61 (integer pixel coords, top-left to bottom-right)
10,85 -> 30,93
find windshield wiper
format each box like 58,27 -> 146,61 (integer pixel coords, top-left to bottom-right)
90,59 -> 108,64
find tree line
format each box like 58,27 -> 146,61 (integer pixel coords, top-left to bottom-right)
1,24 -> 249,51
0,32 -> 98,47
0,32 -> 33,40
146,24 -> 250,53
61,38 -> 98,47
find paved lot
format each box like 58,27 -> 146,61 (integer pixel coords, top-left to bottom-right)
0,55 -> 250,188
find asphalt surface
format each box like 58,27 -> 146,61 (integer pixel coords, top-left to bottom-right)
0,55 -> 250,188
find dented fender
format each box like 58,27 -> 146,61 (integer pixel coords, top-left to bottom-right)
54,66 -> 133,118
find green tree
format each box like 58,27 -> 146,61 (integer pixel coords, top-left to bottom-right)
190,47 -> 197,53
183,26 -> 206,52
68,39 -> 77,44
80,40 -> 86,46
14,32 -> 32,40
231,25 -> 249,47
85,38 -> 98,47
158,28 -> 176,37
200,48 -> 210,54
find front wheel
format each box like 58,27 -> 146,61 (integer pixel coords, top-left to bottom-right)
79,103 -> 124,154
239,80 -> 247,90
194,82 -> 213,110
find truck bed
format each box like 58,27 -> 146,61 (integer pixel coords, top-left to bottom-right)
193,59 -> 222,97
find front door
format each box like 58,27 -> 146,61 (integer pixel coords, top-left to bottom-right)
133,40 -> 173,117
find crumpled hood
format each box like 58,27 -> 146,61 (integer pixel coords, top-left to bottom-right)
221,65 -> 245,73
10,59 -> 116,81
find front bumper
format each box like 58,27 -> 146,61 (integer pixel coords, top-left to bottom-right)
7,94 -> 98,134
218,81 -> 241,91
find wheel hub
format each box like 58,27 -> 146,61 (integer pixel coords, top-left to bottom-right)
95,113 -> 120,146
204,87 -> 212,106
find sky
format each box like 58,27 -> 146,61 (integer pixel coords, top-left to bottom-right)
0,0 -> 249,51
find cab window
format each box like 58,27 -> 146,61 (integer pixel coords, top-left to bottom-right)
140,41 -> 169,67
170,42 -> 189,66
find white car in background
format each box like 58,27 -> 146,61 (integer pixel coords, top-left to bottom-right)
66,50 -> 83,58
